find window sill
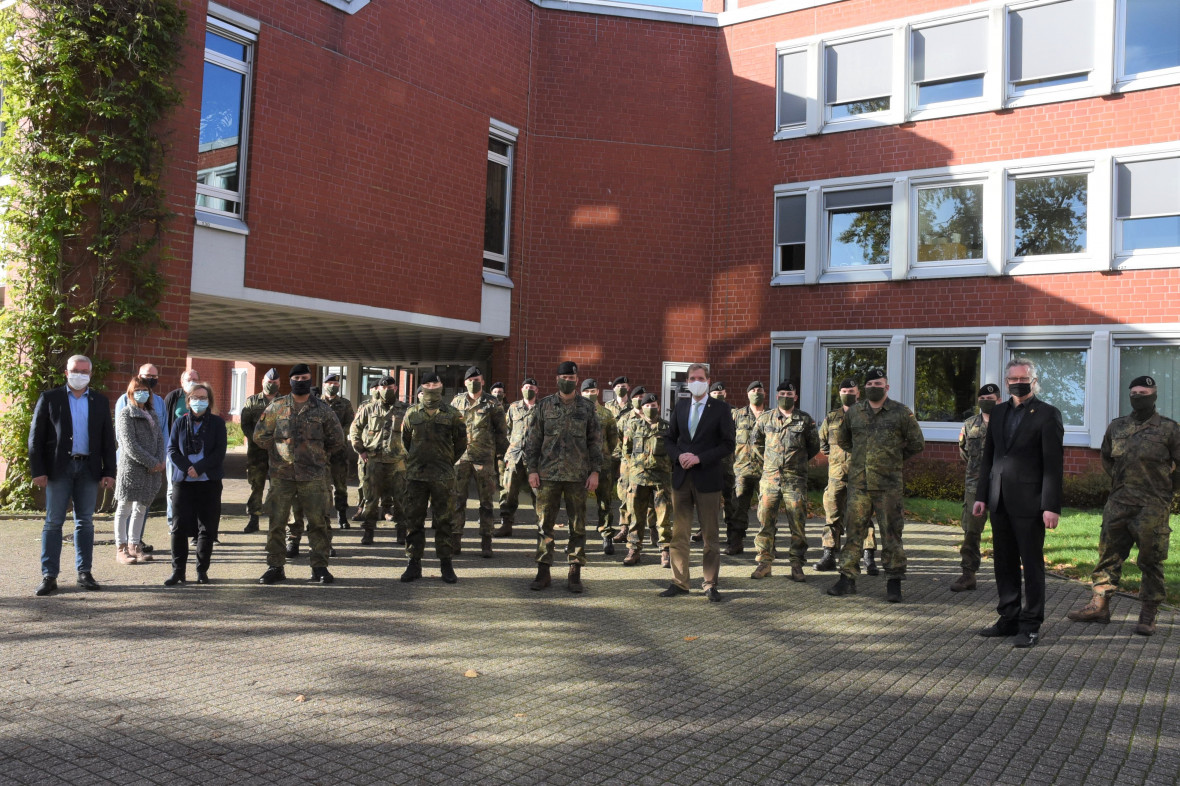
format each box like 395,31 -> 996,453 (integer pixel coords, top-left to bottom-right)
316,0 -> 370,13
818,267 -> 892,284
1113,250 -> 1180,271
482,270 -> 514,289
1005,83 -> 1099,110
1003,256 -> 1106,276
819,113 -> 901,135
1114,69 -> 1180,95
919,423 -> 966,443
907,261 -> 991,280
908,99 -> 995,123
770,271 -> 806,286
195,210 -> 250,235
773,126 -> 810,141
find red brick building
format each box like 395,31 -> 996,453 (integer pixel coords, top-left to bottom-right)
74,0 -> 1180,465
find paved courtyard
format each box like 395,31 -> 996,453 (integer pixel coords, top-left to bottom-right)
1,451 -> 1176,785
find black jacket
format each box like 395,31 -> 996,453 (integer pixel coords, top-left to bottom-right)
28,386 -> 117,482
168,413 -> 228,481
976,396 -> 1064,516
663,395 -> 736,493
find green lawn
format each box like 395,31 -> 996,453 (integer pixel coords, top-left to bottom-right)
226,421 -> 245,449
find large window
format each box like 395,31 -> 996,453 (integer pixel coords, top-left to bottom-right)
915,183 -> 984,262
1012,173 -> 1088,257
229,368 -> 247,415
1118,344 -> 1180,420
1008,0 -> 1094,94
484,129 -> 515,274
1121,0 -> 1180,79
824,36 -> 892,121
197,18 -> 254,218
825,346 -> 888,411
912,17 -> 987,107
913,347 -> 981,422
1116,157 -> 1180,253
777,50 -> 808,130
1012,347 -> 1089,426
826,187 -> 892,268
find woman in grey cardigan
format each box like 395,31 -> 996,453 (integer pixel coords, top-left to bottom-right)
114,377 -> 166,563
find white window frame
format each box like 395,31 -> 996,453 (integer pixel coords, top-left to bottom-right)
1110,332 -> 1180,420
1004,0 -> 1103,107
1005,336 -> 1095,444
775,45 -> 814,136
1111,151 -> 1180,270
1114,0 -> 1180,92
229,368 -> 248,415
197,12 -> 256,222
908,13 -> 993,120
820,182 -> 897,283
910,174 -> 991,277
906,338 -> 987,442
483,119 -> 518,279
820,30 -> 904,133
1005,162 -> 1098,274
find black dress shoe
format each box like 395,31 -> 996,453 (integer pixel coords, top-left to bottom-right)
34,577 -> 57,597
704,586 -> 722,602
286,542 -> 299,559
163,571 -> 186,587
309,567 -> 335,584
827,575 -> 856,596
141,542 -> 154,554
76,572 -> 101,591
400,559 -> 422,583
886,578 -> 902,603
1012,631 -> 1039,648
978,619 -> 1019,637
439,558 -> 458,584
243,515 -> 260,533
195,571 -> 210,584
259,566 -> 286,585
658,584 -> 690,597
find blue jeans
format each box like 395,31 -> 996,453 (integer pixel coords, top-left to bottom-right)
42,460 -> 100,577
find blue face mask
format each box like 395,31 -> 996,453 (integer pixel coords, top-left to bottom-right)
133,390 -> 151,404
190,399 -> 209,414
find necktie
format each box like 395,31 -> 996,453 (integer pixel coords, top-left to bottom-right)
689,400 -> 702,439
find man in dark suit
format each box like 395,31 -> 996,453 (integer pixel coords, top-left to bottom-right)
28,354 -> 118,596
660,362 -> 736,601
973,358 -> 1064,648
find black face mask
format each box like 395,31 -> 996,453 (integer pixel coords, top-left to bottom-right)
1130,393 -> 1157,418
978,399 -> 997,414
777,395 -> 795,411
839,393 -> 857,407
291,379 -> 312,396
1008,382 -> 1032,398
139,376 -> 158,390
866,387 -> 886,403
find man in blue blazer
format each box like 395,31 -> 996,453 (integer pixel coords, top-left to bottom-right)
28,354 -> 117,596
660,362 -> 736,601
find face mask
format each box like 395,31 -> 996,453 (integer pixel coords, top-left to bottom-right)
523,388 -> 536,401
643,407 -> 659,421
686,380 -> 709,398
140,377 -> 158,390
381,390 -> 397,404
182,380 -> 196,393
1130,393 -> 1157,416
710,392 -> 725,401
777,395 -> 795,411
493,392 -> 504,402
290,379 -> 312,396
325,384 -> 340,396
133,390 -> 151,405
749,391 -> 765,406
978,399 -> 997,414
1008,382 -> 1032,398
190,399 -> 209,414
466,379 -> 482,395
419,389 -> 442,408
866,387 -> 886,403
614,387 -> 629,400
263,382 -> 279,395
632,398 -> 643,411
557,379 -> 576,395
839,393 -> 857,407
67,373 -> 90,391
582,391 -> 597,401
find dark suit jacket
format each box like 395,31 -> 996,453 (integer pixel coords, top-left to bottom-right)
663,395 -> 736,493
28,386 -> 117,482
168,413 -> 228,482
975,396 -> 1064,516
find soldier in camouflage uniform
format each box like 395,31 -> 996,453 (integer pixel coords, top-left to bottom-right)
489,382 -> 508,496
620,393 -> 672,566
605,377 -> 632,542
320,373 -> 356,529
828,369 -> 925,603
450,367 -> 508,558
750,382 -> 820,582
352,386 -> 385,521
581,379 -> 620,554
950,383 -> 1001,592
240,368 -> 280,533
524,361 -> 603,594
613,385 -> 655,551
254,364 -> 346,585
494,378 -> 539,537
1068,375 -> 1180,636
351,375 -> 408,547
726,381 -> 767,555
399,373 -> 467,584
816,379 -> 879,574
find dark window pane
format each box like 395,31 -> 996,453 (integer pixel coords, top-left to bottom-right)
917,184 -> 984,262
917,76 -> 984,105
779,243 -> 805,273
825,347 -> 888,411
779,348 -> 802,389
829,206 -> 891,267
206,31 -> 247,61
1124,0 -> 1180,75
489,139 -> 510,157
484,159 -> 508,255
914,347 -> 981,422
1122,216 -> 1180,250
1014,174 -> 1088,256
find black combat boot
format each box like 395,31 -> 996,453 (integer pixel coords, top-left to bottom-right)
243,515 -> 259,533
360,528 -> 375,546
286,536 -> 300,559
863,548 -> 879,576
163,570 -> 186,587
395,523 -> 407,545
439,558 -> 457,584
400,558 -> 422,583
336,505 -> 350,529
567,564 -> 583,594
492,520 -> 512,537
827,575 -> 857,596
886,578 -> 902,603
602,535 -> 615,556
309,566 -> 335,584
530,563 -> 551,591
814,548 -> 837,571
258,566 -> 285,585
481,535 -> 493,559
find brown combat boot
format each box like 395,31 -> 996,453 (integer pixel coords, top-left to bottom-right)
950,570 -> 976,592
751,562 -> 772,579
492,520 -> 513,537
790,564 -> 805,583
1066,592 -> 1111,623
622,548 -> 641,566
1135,602 -> 1159,636
529,563 -> 551,591
481,535 -> 493,559
567,564 -> 584,593
612,526 -> 629,543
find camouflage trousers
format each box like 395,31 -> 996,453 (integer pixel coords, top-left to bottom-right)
499,459 -> 536,525
404,478 -> 456,560
267,476 -> 333,569
1092,497 -> 1172,605
959,484 -> 988,572
362,460 -> 406,532
726,474 -> 760,537
454,459 -> 497,537
822,479 -> 876,550
627,481 -> 672,552
721,467 -> 736,530
535,480 -> 588,566
755,474 -> 809,567
616,463 -> 655,533
356,454 -> 393,512
328,451 -> 350,511
246,451 -> 269,517
839,487 -> 905,580
590,462 -> 617,537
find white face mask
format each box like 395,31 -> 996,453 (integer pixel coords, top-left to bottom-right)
182,379 -> 196,393
686,380 -> 709,398
67,373 -> 90,391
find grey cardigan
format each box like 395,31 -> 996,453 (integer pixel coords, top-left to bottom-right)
115,403 -> 165,504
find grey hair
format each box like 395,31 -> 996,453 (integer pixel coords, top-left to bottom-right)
66,354 -> 91,371
1006,357 -> 1041,395
686,362 -> 710,378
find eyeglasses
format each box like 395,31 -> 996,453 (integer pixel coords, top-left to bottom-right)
1006,376 -> 1033,383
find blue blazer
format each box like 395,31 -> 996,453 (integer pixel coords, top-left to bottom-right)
663,395 -> 736,493
168,413 -> 228,482
28,386 -> 117,482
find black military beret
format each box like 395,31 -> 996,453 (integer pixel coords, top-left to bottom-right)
978,383 -> 1000,397
378,375 -> 396,387
522,377 -> 538,387
557,361 -> 578,375
420,373 -> 441,385
710,382 -> 726,392
641,393 -> 658,406
631,385 -> 646,397
1130,375 -> 1157,389
264,368 -> 279,381
289,363 -> 311,377
611,376 -> 629,387
838,378 -> 857,389
464,366 -> 482,380
581,378 -> 598,391
324,373 -> 339,383
490,381 -> 504,391
776,381 -> 797,393
747,381 -> 764,392
865,368 -> 887,383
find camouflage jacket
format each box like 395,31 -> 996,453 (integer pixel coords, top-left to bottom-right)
819,408 -> 851,481
958,412 -> 988,492
504,399 -> 536,465
836,398 -> 925,491
716,400 -> 736,475
253,395 -> 347,481
754,407 -> 820,480
733,405 -> 767,479
615,408 -> 642,464
240,392 -> 276,458
322,394 -> 356,436
523,393 -> 603,482
622,415 -> 672,486
350,399 -> 408,465
593,401 -> 620,472
605,398 -> 630,422
401,401 -> 467,482
1101,411 -> 1180,506
450,391 -> 508,464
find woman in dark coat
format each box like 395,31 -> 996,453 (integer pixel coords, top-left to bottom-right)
165,383 -> 227,585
